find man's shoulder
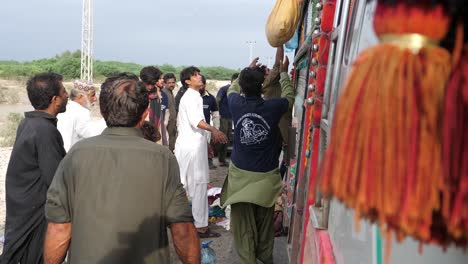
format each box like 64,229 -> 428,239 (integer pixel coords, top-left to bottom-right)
24,115 -> 58,132
162,88 -> 172,96
217,85 -> 229,94
265,97 -> 288,105
71,135 -> 176,159
176,88 -> 186,96
228,92 -> 241,100
264,97 -> 289,111
227,93 -> 243,107
207,93 -> 216,100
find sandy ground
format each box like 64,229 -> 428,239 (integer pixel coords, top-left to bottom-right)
0,147 -> 10,241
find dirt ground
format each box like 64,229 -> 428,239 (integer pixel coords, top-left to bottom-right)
0,78 -> 289,263
168,160 -> 288,263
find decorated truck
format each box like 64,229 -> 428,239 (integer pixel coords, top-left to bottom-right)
275,0 -> 468,263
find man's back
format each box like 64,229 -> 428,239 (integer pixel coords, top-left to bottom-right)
57,100 -> 91,151
228,94 -> 288,172
46,127 -> 193,264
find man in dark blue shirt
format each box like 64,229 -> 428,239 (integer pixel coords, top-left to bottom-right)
216,73 -> 238,166
200,76 -> 219,169
220,57 -> 294,263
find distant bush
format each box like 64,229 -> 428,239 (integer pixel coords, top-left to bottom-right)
0,88 -> 20,104
205,81 -> 218,94
0,50 -> 238,81
0,113 -> 24,147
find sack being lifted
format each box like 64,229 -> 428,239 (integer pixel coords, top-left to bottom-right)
266,0 -> 301,47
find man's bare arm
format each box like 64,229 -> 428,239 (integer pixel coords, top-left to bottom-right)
170,222 -> 201,264
44,222 -> 72,264
275,45 -> 284,66
197,120 -> 228,144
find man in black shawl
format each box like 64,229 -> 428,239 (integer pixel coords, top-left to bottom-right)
139,66 -> 167,142
1,72 -> 68,264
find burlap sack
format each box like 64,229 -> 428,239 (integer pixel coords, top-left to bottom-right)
266,0 -> 301,47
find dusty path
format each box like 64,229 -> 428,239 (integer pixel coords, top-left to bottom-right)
169,160 -> 288,263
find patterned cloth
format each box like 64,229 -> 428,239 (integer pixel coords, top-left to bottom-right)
73,79 -> 95,92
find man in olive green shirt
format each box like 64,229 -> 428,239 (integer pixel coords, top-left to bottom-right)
44,73 -> 200,264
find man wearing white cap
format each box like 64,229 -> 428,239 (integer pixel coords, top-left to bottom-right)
57,79 -> 106,151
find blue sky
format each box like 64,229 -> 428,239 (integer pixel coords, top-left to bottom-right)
0,0 -> 282,69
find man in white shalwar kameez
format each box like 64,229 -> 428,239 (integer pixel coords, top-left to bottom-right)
57,80 -> 106,152
175,66 -> 228,238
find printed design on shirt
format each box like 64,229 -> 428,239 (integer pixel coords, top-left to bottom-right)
236,113 -> 271,145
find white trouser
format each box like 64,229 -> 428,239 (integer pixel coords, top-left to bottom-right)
188,183 -> 208,228
175,137 -> 209,228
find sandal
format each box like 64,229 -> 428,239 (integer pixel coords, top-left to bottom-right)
198,228 -> 221,238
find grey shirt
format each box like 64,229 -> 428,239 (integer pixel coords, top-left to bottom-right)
46,127 -> 193,264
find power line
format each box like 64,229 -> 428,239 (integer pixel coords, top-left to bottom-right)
246,41 -> 256,63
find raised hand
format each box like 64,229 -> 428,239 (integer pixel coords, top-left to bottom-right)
280,56 -> 289,73
249,57 -> 261,69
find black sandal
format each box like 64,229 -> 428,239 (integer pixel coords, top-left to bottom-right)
198,229 -> 221,238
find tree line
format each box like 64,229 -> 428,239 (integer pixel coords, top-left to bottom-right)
0,50 -> 239,81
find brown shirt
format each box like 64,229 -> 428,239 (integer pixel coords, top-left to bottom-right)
46,127 -> 193,264
262,63 -> 292,143
262,62 -> 281,99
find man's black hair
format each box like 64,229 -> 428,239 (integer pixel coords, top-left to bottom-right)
231,73 -> 239,82
179,66 -> 200,88
100,73 -> 149,127
201,75 -> 206,85
26,72 -> 64,110
163,73 -> 176,82
238,67 -> 265,97
141,121 -> 161,142
139,66 -> 163,85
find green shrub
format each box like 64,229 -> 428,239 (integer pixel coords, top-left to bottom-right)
0,50 -> 238,81
0,113 -> 24,147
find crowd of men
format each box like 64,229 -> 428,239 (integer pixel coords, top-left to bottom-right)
1,47 -> 294,264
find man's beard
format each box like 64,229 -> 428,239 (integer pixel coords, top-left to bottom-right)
82,96 -> 93,110
58,98 -> 68,113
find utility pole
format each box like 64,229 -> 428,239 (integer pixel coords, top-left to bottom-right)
246,41 -> 256,62
81,0 -> 93,82
266,56 -> 273,68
